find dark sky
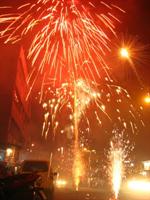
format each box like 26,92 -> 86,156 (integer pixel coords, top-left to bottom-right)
0,0 -> 150,159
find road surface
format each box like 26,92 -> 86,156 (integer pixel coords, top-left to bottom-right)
53,188 -> 150,200
54,188 -> 109,200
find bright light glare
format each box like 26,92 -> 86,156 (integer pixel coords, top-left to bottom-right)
56,179 -> 67,187
143,161 -> 150,170
111,149 -> 123,199
127,180 -> 150,192
6,148 -> 13,156
144,95 -> 150,104
120,48 -> 129,58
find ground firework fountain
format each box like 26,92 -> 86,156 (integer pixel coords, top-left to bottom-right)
41,79 -> 99,189
110,144 -> 123,200
73,82 -> 82,191
108,132 -> 132,200
72,80 -> 100,190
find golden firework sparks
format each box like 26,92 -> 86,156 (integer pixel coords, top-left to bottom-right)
108,132 -> 134,200
0,0 -> 124,96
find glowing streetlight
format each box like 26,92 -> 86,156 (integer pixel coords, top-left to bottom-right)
119,48 -> 130,59
144,93 -> 150,104
6,148 -> 13,157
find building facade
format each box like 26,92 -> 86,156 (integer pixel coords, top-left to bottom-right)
0,44 -> 31,163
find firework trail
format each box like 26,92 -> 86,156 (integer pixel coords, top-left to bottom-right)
108,131 -> 134,200
73,81 -> 81,190
40,79 -> 143,140
41,79 -> 100,138
42,78 -> 99,188
0,0 -> 124,96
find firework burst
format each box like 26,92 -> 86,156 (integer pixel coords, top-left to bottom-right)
0,0 -> 124,96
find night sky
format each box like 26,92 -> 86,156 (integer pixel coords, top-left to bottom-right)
0,0 -> 150,160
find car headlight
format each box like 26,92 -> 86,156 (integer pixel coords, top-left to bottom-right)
56,179 -> 67,187
127,179 -> 150,192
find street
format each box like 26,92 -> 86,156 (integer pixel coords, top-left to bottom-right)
54,189 -> 109,200
53,188 -> 150,200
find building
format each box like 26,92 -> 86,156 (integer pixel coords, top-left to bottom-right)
0,44 -> 31,163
